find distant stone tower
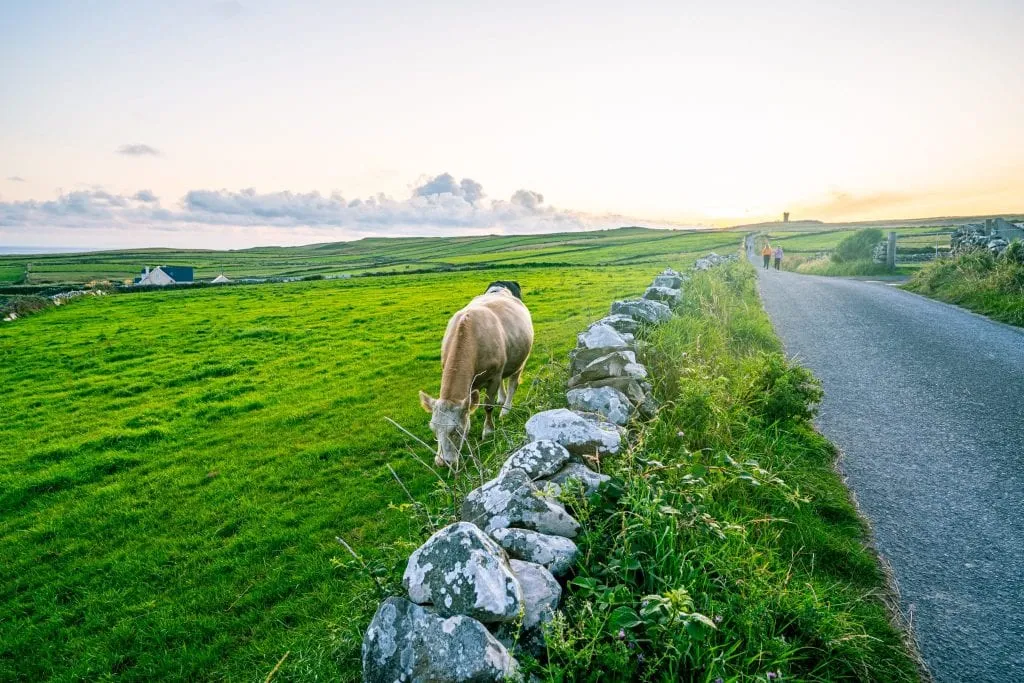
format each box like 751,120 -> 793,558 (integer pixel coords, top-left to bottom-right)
783,212 -> 790,223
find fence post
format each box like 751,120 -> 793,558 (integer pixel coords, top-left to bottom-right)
887,231 -> 896,269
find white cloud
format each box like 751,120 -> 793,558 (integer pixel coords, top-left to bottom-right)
0,173 -> 689,244
7,176 -> 26,183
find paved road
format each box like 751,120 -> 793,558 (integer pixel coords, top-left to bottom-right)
756,267 -> 1024,682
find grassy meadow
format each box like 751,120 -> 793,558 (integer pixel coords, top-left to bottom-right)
1,229 -> 922,681
0,261 -> 664,680
0,227 -> 741,285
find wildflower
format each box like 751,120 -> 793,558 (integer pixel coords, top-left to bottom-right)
767,673 -> 778,680
715,679 -> 724,683
677,430 -> 685,438
617,629 -> 626,640
714,614 -> 723,624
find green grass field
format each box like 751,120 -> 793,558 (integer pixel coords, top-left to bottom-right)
0,227 -> 742,285
0,262 -> 665,680
0,230 -> 921,681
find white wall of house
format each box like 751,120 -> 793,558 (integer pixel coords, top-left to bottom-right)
138,267 -> 175,286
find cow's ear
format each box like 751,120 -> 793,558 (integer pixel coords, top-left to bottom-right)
419,391 -> 436,413
467,390 -> 480,413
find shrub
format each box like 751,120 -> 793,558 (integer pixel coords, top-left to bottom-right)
746,352 -> 823,424
832,229 -> 883,263
1002,239 -> 1024,266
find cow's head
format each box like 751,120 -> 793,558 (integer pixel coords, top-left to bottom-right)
485,280 -> 522,300
419,390 -> 480,467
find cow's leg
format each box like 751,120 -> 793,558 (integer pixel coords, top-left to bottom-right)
496,379 -> 507,408
482,377 -> 502,439
500,367 -> 524,418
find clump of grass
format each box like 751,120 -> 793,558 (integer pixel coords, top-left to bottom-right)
532,262 -> 919,681
784,255 -> 903,277
905,246 -> 1024,326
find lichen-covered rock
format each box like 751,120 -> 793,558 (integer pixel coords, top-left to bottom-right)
565,385 -> 634,426
489,528 -> 579,577
567,351 -> 647,388
508,560 -> 560,630
589,314 -> 640,336
643,285 -> 681,306
570,376 -> 656,415
660,267 -> 681,277
498,440 -> 571,480
611,299 -> 672,325
652,274 -> 682,289
462,469 -> 580,538
492,560 -> 562,657
403,522 -> 522,622
693,252 -> 736,270
362,596 -> 518,682
525,408 -> 621,457
576,323 -> 629,351
569,346 -> 635,376
547,461 -> 611,496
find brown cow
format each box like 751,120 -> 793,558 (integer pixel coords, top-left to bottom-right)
419,283 -> 533,467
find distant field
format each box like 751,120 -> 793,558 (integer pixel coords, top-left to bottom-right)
0,227 -> 743,285
0,258 -> 691,680
762,226 -> 952,255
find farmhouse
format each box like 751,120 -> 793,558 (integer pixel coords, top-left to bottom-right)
211,274 -> 231,284
134,266 -> 194,286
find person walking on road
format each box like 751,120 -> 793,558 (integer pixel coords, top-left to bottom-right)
761,243 -> 772,269
773,245 -> 783,270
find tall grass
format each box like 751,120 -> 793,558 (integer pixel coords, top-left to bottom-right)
533,262 -> 919,681
905,248 -> 1024,326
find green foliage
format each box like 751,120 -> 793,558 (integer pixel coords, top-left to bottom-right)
1002,239 -> 1024,266
746,351 -> 823,425
535,262 -> 918,681
906,250 -> 1024,326
0,294 -> 51,318
831,229 -> 883,263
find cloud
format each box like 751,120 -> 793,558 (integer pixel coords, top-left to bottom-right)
793,190 -> 914,221
0,174 -> 685,239
117,143 -> 161,157
511,189 -> 544,210
7,176 -> 26,182
413,173 -> 486,204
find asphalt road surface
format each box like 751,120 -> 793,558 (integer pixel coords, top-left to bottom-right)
756,267 -> 1024,682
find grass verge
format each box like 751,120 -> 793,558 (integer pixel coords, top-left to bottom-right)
903,249 -> 1024,327
781,255 -> 910,277
532,261 -> 920,681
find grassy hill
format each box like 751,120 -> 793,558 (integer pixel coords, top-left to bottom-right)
0,227 -> 742,285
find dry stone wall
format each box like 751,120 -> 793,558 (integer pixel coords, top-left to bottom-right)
361,261 -> 725,682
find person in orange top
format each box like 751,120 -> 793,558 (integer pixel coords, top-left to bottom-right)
761,243 -> 772,269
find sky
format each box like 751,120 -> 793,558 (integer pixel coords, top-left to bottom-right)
1,0 -> 1022,249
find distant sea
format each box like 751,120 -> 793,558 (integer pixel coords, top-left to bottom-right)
0,246 -> 97,255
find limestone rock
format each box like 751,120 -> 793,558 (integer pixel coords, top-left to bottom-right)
489,528 -> 579,577
570,346 -> 635,376
565,385 -> 634,426
576,323 -> 629,351
525,408 -> 621,457
362,596 -> 518,682
652,274 -> 682,289
403,522 -> 522,622
462,469 -> 580,538
610,299 -> 671,325
569,377 -> 658,419
589,313 -> 640,336
548,461 -> 611,497
642,285 -> 681,306
498,440 -> 571,480
567,351 -> 647,388
508,560 -> 560,631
